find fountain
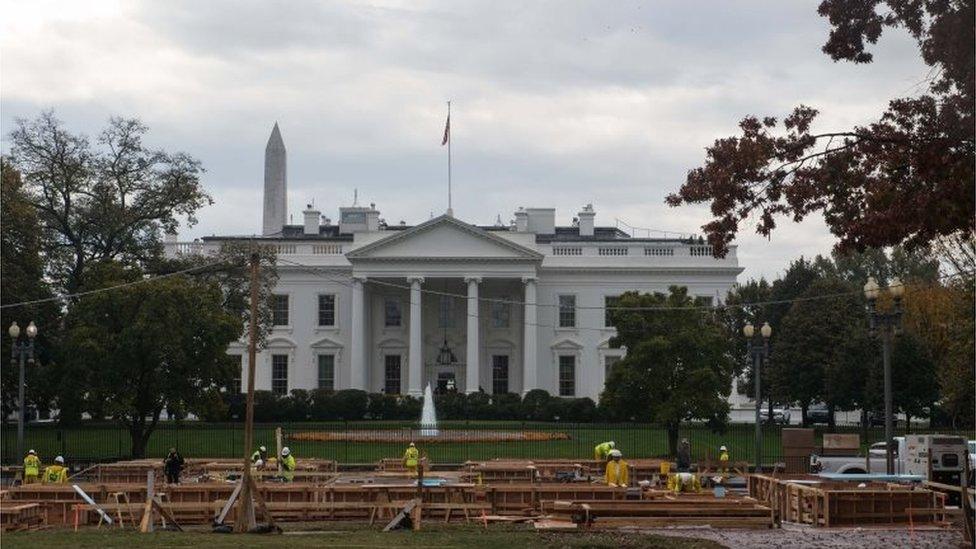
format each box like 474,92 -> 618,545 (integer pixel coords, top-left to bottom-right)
419,383 -> 439,437
287,384 -> 570,444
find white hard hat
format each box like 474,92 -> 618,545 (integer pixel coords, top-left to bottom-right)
281,447 -> 290,456
609,441 -> 615,448
259,446 -> 267,452
409,442 -> 415,447
720,445 -> 727,451
610,449 -> 622,458
28,449 -> 35,455
55,455 -> 65,464
255,459 -> 264,468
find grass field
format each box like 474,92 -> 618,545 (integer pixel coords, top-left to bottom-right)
3,420 -> 970,464
1,524 -> 722,549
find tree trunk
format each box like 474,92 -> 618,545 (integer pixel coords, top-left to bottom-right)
666,421 -> 679,458
827,403 -> 836,429
767,401 -> 774,425
129,422 -> 146,458
800,402 -> 809,427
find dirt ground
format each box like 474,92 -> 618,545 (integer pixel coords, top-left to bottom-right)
635,523 -> 965,549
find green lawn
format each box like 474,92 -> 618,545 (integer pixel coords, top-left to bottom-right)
1,524 -> 723,548
4,421 -> 970,465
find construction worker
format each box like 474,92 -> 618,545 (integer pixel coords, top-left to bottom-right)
163,447 -> 185,484
42,456 -> 68,484
403,442 -> 420,477
667,471 -> 701,494
604,449 -> 629,487
280,447 -> 296,482
718,445 -> 730,474
676,438 -> 691,472
594,440 -> 615,461
23,449 -> 41,484
251,445 -> 268,465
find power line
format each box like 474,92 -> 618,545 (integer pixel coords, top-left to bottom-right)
0,259 -> 230,310
277,257 -> 969,314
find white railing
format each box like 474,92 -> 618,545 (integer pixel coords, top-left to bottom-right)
552,247 -> 583,256
644,247 -> 674,256
312,244 -> 343,255
690,245 -> 713,257
598,247 -> 628,256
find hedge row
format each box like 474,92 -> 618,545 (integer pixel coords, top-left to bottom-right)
203,389 -> 602,423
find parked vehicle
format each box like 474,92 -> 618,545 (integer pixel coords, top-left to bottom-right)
807,404 -> 831,425
865,410 -> 901,428
758,405 -> 790,425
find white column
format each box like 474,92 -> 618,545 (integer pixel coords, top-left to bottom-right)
522,276 -> 538,394
465,276 -> 481,393
350,276 -> 366,390
407,276 -> 424,397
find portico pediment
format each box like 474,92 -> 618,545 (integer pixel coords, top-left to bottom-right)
346,215 -> 543,262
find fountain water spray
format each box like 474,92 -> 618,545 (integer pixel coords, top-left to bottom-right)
419,382 -> 439,437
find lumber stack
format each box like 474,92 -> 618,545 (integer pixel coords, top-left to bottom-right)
0,503 -> 43,531
541,497 -> 775,529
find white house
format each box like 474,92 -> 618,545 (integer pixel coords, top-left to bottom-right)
164,125 -> 744,402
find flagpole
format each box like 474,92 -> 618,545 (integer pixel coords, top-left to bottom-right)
447,100 -> 453,217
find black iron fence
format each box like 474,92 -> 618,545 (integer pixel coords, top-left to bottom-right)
2,421 -> 972,466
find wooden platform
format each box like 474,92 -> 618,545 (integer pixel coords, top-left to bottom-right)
747,474 -> 948,527
542,497 -> 774,529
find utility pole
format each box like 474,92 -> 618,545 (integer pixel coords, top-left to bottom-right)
232,250 -> 275,532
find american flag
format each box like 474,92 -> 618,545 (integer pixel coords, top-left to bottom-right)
441,110 -> 450,146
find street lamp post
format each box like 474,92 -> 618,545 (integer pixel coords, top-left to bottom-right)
863,276 -> 904,475
9,321 -> 38,461
744,321 -> 772,472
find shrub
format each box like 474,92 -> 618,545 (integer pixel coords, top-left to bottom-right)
331,389 -> 369,420
521,389 -> 552,421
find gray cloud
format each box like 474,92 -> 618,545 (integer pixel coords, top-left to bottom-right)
1,0 -> 929,280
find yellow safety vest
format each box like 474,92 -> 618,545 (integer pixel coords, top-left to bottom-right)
281,455 -> 296,481
604,460 -> 629,486
23,455 -> 40,477
403,447 -> 419,468
42,465 -> 68,484
594,443 -> 613,460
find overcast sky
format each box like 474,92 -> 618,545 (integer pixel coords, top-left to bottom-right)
1,0 -> 929,280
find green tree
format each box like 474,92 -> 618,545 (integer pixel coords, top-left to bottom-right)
600,287 -> 734,456
775,278 -> 870,425
0,161 -> 61,422
63,269 -> 241,457
7,112 -> 211,294
863,334 -> 940,426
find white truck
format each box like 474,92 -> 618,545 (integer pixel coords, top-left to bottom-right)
811,434 -> 969,480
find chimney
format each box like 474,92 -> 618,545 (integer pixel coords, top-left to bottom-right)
303,204 -> 320,235
262,122 -> 287,236
514,208 -> 528,232
578,203 -> 595,236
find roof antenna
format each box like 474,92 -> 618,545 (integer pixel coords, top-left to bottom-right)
353,189 -> 359,206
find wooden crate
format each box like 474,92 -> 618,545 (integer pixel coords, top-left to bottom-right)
0,503 -> 43,531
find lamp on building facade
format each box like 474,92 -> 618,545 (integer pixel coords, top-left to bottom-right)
863,276 -> 904,475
